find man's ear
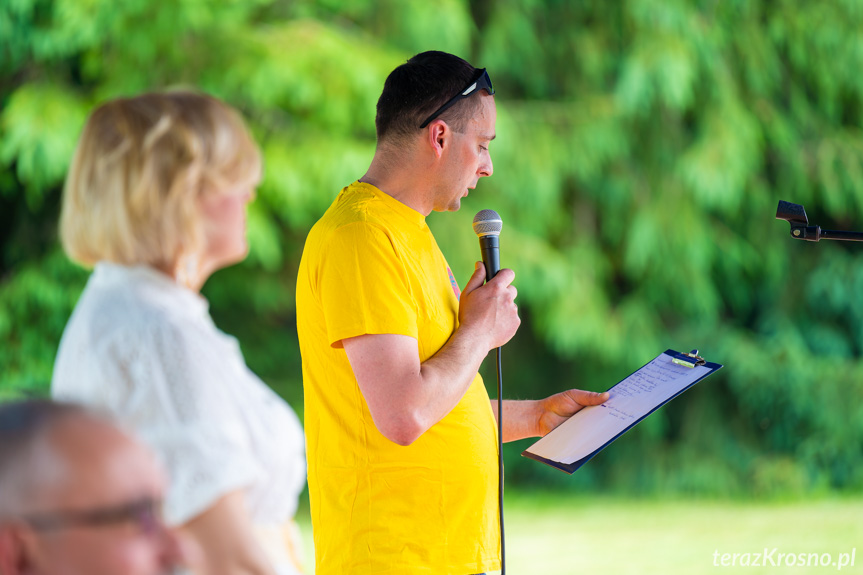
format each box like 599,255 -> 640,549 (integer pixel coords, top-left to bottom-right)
426,120 -> 450,159
0,524 -> 36,575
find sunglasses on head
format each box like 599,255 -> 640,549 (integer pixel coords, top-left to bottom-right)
419,68 -> 495,129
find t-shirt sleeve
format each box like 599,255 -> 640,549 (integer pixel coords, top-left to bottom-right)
119,321 -> 265,527
319,221 -> 418,347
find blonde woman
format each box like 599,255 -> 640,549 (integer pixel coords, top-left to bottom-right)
52,91 -> 306,575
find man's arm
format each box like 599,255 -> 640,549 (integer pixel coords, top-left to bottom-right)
342,262 -> 519,446
490,389 -> 610,443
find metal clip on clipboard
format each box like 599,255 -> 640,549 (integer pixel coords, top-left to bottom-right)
671,349 -> 707,368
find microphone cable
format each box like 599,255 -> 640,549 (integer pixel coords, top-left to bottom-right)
496,345 -> 506,575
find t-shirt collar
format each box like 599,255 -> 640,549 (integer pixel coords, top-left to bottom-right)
353,181 -> 427,229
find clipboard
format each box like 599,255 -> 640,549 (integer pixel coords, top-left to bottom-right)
522,349 -> 723,474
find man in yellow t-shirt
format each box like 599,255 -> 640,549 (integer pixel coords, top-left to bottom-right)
296,51 -> 608,575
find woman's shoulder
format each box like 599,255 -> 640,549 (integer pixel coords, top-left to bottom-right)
54,266 -> 217,395
54,275 -> 230,414
77,264 -> 208,337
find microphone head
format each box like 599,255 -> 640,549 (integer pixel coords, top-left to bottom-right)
473,209 -> 502,237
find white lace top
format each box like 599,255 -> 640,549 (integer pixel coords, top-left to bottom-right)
52,263 -> 306,574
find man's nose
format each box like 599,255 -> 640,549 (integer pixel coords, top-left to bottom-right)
158,526 -> 196,571
479,156 -> 493,178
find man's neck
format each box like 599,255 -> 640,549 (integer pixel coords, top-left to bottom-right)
361,147 -> 435,216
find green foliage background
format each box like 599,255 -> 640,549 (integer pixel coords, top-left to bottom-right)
2,0 -> 863,497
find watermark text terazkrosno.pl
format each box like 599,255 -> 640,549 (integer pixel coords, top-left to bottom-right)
713,549 -> 856,570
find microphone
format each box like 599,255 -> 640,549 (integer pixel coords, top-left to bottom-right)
473,209 -> 503,282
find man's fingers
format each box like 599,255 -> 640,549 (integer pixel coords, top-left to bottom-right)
488,268 -> 515,287
461,262 -> 487,296
538,389 -> 610,436
567,389 -> 609,406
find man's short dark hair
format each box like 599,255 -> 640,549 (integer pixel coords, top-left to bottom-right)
375,51 -> 482,143
0,399 -> 86,458
0,400 -> 91,516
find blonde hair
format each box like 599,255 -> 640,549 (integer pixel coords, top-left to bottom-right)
60,91 -> 261,271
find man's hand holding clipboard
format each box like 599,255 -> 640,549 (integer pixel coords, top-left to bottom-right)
523,349 -> 723,474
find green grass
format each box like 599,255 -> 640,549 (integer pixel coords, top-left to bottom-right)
295,494 -> 863,574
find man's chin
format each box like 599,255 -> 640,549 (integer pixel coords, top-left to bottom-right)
432,199 -> 463,213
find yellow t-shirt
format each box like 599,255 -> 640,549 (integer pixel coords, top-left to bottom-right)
296,182 -> 500,575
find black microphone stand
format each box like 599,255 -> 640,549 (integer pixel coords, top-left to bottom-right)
776,200 -> 863,242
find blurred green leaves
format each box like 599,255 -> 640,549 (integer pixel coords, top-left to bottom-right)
0,250 -> 88,398
2,0 -> 863,496
0,84 -> 87,207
